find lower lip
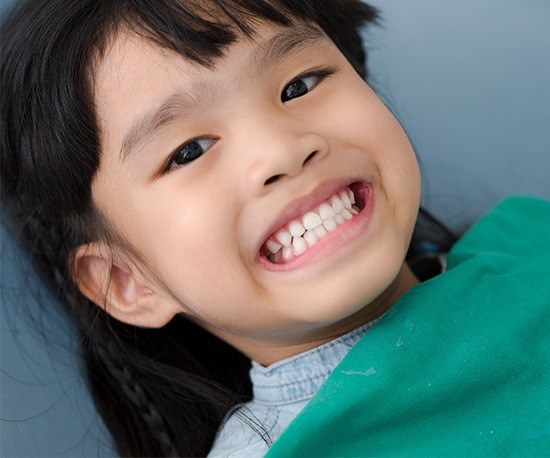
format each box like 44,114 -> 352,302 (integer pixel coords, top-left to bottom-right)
256,185 -> 375,272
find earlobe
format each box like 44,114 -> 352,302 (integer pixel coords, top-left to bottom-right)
72,242 -> 177,328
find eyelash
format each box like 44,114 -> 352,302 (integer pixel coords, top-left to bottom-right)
162,66 -> 337,173
163,137 -> 217,173
280,66 -> 336,102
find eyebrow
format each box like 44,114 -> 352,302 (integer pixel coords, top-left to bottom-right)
120,92 -> 199,163
120,24 -> 329,164
251,24 -> 328,74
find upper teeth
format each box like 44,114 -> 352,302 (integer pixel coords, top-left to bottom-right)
264,187 -> 359,260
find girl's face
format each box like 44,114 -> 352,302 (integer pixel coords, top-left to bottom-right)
90,23 -> 421,364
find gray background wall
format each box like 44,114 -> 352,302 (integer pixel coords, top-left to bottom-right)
2,1 -> 549,456
367,0 -> 549,232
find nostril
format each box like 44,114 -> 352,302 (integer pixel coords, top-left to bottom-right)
264,174 -> 283,186
304,151 -> 318,164
263,151 -> 319,186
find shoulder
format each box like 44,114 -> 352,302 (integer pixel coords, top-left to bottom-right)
448,195 -> 550,268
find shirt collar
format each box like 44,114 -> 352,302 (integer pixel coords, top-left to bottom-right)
249,320 -> 379,405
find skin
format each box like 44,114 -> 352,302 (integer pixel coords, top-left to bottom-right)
77,22 -> 421,366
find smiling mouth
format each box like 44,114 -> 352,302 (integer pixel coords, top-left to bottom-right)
259,182 -> 369,265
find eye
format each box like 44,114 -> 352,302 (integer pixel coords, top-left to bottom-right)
281,75 -> 318,102
165,137 -> 216,172
281,67 -> 336,103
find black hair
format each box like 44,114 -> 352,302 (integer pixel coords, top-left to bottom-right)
1,1 -> 387,456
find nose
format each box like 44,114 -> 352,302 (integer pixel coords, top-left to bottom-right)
241,114 -> 329,195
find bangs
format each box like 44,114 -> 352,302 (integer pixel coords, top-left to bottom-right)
95,0 -> 378,76
104,0 -> 317,67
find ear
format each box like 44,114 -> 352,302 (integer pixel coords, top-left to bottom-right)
71,242 -> 177,328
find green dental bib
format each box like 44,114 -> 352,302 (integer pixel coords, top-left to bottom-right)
267,196 -> 550,457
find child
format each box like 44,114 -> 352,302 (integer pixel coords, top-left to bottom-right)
1,1 -> 548,457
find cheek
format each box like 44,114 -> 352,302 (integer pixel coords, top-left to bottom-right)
139,194 -> 227,267
331,81 -> 420,197
128,186 -> 259,315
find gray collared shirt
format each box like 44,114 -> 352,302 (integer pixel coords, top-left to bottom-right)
208,320 -> 378,457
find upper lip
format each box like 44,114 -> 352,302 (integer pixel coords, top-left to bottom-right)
256,177 -> 363,254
